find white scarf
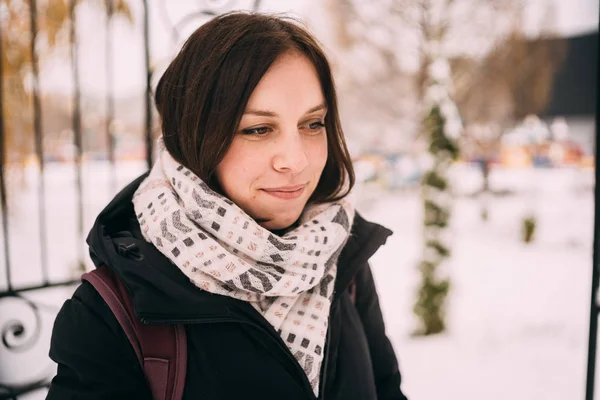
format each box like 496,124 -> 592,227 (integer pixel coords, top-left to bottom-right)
132,142 -> 355,395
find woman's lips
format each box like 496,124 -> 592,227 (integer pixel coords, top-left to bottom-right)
261,185 -> 306,200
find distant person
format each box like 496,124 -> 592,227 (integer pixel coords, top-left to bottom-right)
46,12 -> 407,400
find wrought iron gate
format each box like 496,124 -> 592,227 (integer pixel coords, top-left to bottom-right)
0,1 -> 259,398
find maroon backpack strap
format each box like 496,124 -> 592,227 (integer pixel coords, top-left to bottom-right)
82,265 -> 187,400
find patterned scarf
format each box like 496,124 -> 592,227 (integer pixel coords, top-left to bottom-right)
132,142 -> 355,395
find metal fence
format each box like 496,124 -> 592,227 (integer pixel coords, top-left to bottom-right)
0,1 -> 259,398
586,35 -> 600,399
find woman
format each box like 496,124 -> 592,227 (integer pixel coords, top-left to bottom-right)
47,12 -> 408,400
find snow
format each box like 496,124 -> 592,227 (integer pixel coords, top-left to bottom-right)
0,161 -> 595,399
359,164 -> 595,400
0,161 -> 148,395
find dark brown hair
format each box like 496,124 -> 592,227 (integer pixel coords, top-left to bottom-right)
155,12 -> 354,203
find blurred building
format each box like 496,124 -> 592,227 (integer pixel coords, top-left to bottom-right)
540,30 -> 598,158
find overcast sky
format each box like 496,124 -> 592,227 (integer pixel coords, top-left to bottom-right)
39,0 -> 599,101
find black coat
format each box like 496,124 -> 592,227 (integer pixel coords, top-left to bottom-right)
46,175 -> 408,400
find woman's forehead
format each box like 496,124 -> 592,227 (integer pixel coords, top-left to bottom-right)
244,53 -> 325,115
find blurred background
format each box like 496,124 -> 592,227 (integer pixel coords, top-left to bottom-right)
0,0 -> 597,399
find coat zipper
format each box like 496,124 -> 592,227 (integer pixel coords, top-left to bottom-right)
318,293 -> 338,400
318,322 -> 332,400
141,316 -> 319,400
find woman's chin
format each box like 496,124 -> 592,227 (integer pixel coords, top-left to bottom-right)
257,212 -> 302,232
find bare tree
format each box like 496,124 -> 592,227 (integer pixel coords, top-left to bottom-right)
326,0 -> 528,335
452,7 -> 567,198
326,0 -> 525,130
1,0 -> 132,174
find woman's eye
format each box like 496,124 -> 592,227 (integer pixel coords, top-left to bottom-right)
306,121 -> 325,132
241,126 -> 270,136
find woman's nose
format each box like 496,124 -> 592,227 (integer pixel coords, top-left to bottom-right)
272,131 -> 309,173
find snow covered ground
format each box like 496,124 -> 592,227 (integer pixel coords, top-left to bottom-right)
361,164 -> 595,400
0,161 -> 595,399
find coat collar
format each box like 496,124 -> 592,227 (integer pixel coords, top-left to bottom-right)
86,174 -> 393,323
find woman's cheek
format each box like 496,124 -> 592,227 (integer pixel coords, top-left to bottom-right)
313,135 -> 328,170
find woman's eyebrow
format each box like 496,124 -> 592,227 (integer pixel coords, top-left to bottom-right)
243,109 -> 278,117
243,103 -> 327,117
304,103 -> 327,114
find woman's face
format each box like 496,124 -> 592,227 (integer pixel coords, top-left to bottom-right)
215,52 -> 328,231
